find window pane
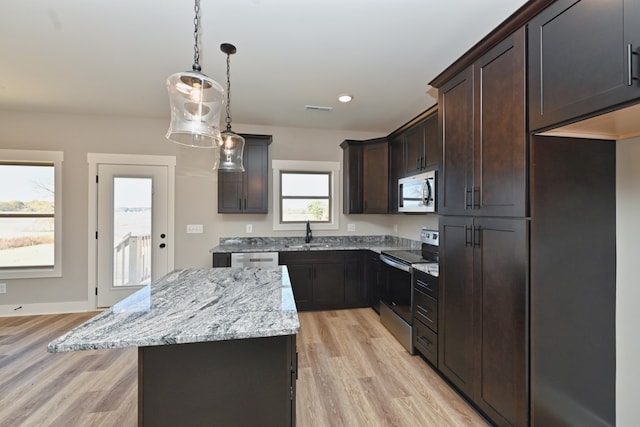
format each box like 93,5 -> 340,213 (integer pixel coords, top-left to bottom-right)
113,177 -> 152,287
0,164 -> 55,213
0,164 -> 55,268
282,173 -> 329,197
282,198 -> 329,222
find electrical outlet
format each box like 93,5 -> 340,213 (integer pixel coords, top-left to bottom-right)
347,223 -> 356,232
186,224 -> 203,234
0,283 -> 6,294
393,224 -> 398,232
246,224 -> 253,233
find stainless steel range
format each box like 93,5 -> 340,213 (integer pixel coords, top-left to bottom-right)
379,229 -> 439,353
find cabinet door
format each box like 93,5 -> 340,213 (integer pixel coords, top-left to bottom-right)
344,251 -> 367,307
218,172 -> 244,213
366,252 -> 382,312
438,216 -> 476,397
343,143 -> 363,214
312,261 -> 345,309
362,141 -> 389,213
285,264 -> 313,311
423,113 -> 440,170
388,136 -> 404,214
474,27 -> 527,217
529,0 -> 640,131
404,123 -> 425,175
474,218 -> 527,427
438,66 -> 474,215
243,139 -> 270,213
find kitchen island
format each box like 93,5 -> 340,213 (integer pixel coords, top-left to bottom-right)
48,267 -> 300,427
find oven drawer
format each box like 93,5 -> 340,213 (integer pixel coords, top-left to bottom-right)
413,319 -> 438,366
414,290 -> 438,333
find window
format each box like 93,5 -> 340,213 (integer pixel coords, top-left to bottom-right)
272,160 -> 340,231
280,171 -> 331,223
0,150 -> 63,278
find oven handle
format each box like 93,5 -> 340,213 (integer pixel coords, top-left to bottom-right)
379,254 -> 411,272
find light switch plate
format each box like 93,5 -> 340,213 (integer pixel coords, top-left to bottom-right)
246,224 -> 253,233
0,283 -> 6,294
348,223 -> 356,232
186,224 -> 203,234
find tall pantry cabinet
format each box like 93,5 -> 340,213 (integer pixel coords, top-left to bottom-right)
435,27 -> 528,427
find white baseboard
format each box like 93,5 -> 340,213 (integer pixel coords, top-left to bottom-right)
0,300 -> 92,317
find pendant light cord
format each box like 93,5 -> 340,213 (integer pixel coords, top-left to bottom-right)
225,52 -> 232,131
192,0 -> 201,72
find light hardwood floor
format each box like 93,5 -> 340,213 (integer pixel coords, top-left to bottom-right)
0,308 -> 487,426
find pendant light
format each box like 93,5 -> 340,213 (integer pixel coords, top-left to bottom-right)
218,43 -> 245,172
166,0 -> 224,148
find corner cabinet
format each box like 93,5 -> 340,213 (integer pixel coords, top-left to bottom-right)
439,216 -> 528,427
528,0 -> 640,131
218,134 -> 272,213
438,27 -> 526,217
341,138 -> 388,214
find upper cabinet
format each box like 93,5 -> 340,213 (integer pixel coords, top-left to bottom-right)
218,134 -> 272,214
438,27 -> 527,217
341,138 -> 389,214
403,113 -> 439,176
529,0 -> 640,131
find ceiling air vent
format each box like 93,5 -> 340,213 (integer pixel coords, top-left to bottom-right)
305,105 -> 333,112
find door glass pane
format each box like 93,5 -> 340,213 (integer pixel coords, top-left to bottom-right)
112,177 -> 152,287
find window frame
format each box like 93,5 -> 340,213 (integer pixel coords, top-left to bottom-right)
0,150 -> 63,279
272,160 -> 340,231
279,170 -> 332,224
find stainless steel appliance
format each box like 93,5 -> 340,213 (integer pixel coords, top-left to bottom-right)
398,170 -> 436,213
230,252 -> 279,267
379,229 -> 439,353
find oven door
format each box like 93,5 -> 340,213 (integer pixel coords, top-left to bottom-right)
379,255 -> 413,325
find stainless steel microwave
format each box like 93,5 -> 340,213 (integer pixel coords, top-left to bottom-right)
398,170 -> 436,213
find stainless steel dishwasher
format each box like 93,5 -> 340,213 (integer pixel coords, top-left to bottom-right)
230,252 -> 279,267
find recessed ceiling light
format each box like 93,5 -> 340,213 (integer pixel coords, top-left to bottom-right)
338,94 -> 353,103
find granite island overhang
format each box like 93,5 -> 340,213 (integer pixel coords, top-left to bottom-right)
48,266 -> 300,427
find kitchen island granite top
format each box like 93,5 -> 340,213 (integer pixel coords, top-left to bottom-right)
48,266 -> 299,353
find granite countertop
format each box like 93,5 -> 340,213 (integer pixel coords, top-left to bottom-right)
210,235 -> 420,254
48,266 -> 300,353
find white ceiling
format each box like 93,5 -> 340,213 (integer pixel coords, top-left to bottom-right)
0,0 -> 529,134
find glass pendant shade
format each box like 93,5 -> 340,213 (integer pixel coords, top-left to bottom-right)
218,130 -> 245,171
166,70 -> 225,148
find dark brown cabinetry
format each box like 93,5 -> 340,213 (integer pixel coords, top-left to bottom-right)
365,251 -> 383,312
528,0 -> 640,131
387,136 -> 404,214
212,252 -> 231,267
344,251 -> 368,307
341,138 -> 388,214
439,216 -> 527,427
403,113 -> 439,176
412,269 -> 439,366
438,28 -> 526,217
218,134 -> 272,213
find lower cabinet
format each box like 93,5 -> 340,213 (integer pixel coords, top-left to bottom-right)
439,216 -> 527,427
280,250 -> 368,311
366,251 -> 383,312
413,268 -> 439,366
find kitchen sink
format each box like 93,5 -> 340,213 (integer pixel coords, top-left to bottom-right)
285,243 -> 333,249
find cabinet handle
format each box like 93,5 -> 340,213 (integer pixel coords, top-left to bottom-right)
417,335 -> 433,348
421,156 -> 425,169
465,186 -> 472,209
417,304 -> 431,315
473,187 -> 480,209
244,199 -> 247,210
465,225 -> 473,247
473,226 -> 482,248
628,44 -> 638,86
416,158 -> 420,170
238,199 -> 242,210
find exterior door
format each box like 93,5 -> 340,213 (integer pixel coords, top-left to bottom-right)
96,164 -> 169,307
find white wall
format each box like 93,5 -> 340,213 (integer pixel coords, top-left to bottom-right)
0,110 -> 434,313
616,137 -> 640,426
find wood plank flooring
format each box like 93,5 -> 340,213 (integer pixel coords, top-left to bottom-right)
0,308 -> 487,426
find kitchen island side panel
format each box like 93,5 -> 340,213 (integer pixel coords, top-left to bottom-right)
139,334 -> 296,427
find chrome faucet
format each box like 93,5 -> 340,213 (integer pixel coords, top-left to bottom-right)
305,220 -> 312,243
